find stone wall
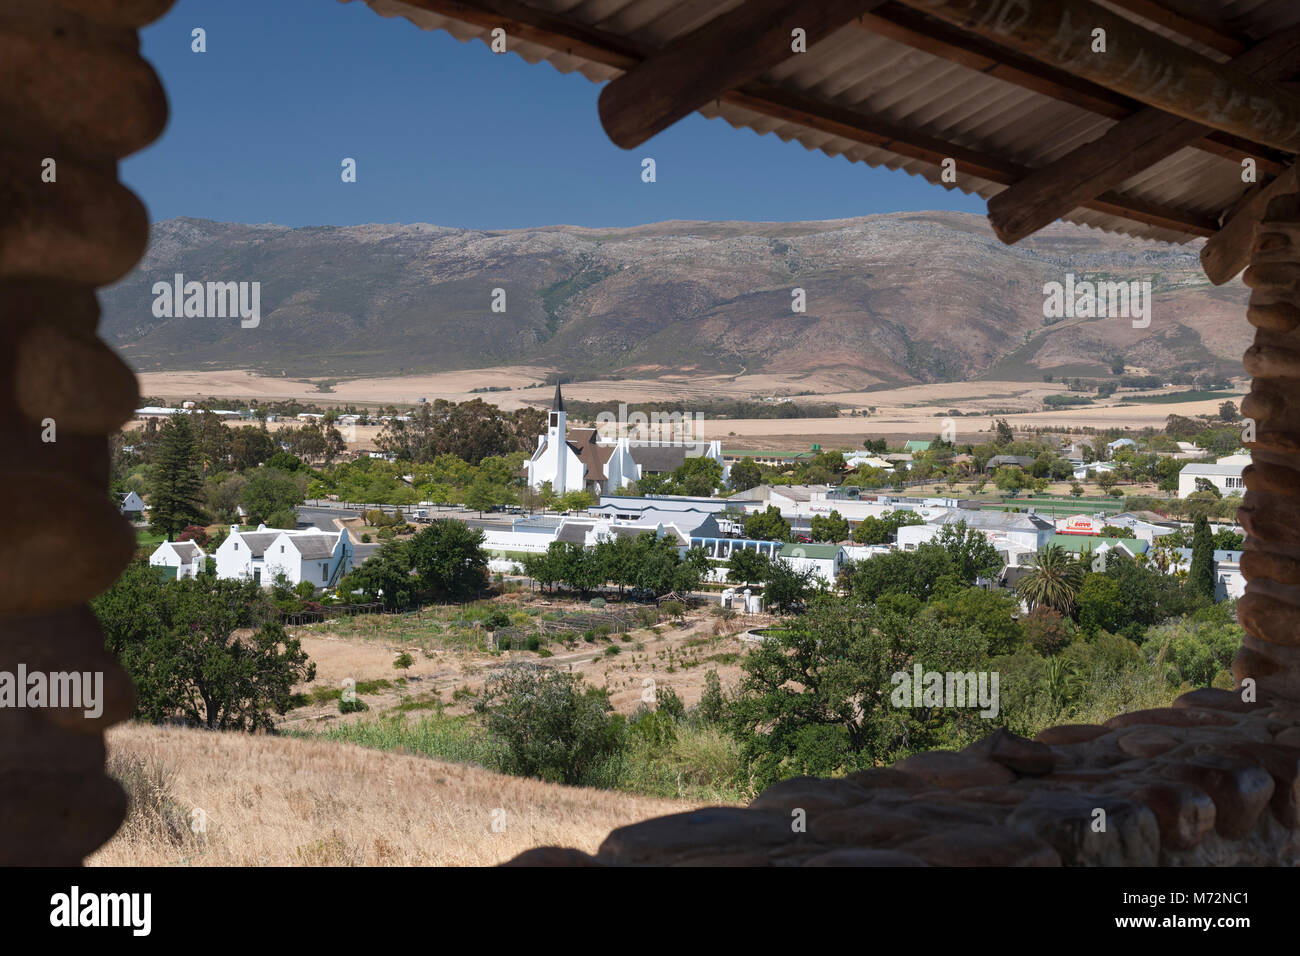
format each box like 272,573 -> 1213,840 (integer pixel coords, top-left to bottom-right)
509,690 -> 1300,866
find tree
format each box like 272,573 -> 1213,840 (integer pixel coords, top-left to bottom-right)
671,455 -> 724,496
699,670 -> 726,724
763,559 -> 821,613
148,415 -> 206,540
463,478 -> 496,515
744,505 -> 791,542
852,510 -> 923,545
848,545 -> 957,604
93,564 -> 315,730
993,418 -> 1014,446
727,599 -> 987,788
206,473 -> 248,524
476,661 -> 624,786
1189,514 -> 1216,600
726,547 -> 770,585
730,457 -> 762,492
557,489 -> 595,512
338,540 -> 419,609
407,520 -> 488,600
240,466 -> 306,526
1016,545 -> 1085,615
1020,607 -> 1071,656
993,466 -> 1028,493
809,509 -> 850,543
1218,401 -> 1239,422
921,587 -> 1022,655
1077,574 -> 1124,636
935,520 -> 1002,583
1070,482 -> 1084,499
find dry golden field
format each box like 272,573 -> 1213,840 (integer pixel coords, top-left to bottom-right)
136,366 -> 1247,451
89,723 -> 704,867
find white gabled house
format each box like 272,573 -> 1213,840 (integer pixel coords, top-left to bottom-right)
149,539 -> 205,579
118,491 -> 146,520
214,524 -> 353,589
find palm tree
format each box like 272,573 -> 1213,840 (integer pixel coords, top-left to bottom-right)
1017,544 -> 1085,614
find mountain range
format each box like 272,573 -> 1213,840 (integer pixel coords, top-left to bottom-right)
99,211 -> 1251,388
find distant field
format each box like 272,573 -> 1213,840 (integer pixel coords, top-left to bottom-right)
1124,389 -> 1242,404
133,367 -> 1251,451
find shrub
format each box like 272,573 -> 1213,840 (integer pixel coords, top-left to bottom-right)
699,670 -> 725,724
1023,607 -> 1071,656
339,696 -> 369,714
475,661 -> 625,786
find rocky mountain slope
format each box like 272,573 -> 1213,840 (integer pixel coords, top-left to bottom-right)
99,211 -> 1249,386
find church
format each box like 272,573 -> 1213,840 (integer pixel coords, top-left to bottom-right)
525,383 -> 728,495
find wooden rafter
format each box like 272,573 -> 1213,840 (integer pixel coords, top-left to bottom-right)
389,0 -> 1219,237
985,23 -> 1300,244
598,0 -> 891,149
859,2 -> 1286,174
722,86 -> 1215,235
890,0 -> 1300,153
1100,0 -> 1248,57
1201,166 -> 1299,285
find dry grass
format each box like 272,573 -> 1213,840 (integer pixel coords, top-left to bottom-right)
89,723 -> 704,867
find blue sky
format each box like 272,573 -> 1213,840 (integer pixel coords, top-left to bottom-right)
124,0 -> 987,230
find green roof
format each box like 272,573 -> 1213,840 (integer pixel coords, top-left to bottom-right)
903,440 -> 933,452
1049,534 -> 1148,554
778,543 -> 843,560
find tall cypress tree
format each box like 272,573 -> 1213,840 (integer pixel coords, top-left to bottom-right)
149,415 -> 206,541
1189,513 -> 1216,600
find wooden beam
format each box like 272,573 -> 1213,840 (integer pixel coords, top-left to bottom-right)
391,0 -> 1218,237
891,0 -> 1300,153
859,3 -> 1286,174
598,0 -> 890,149
986,24 -> 1300,244
1100,0 -> 1248,58
1202,167 -> 1299,285
391,0 -> 646,69
723,85 -> 1217,235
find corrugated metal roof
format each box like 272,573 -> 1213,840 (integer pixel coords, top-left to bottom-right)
352,0 -> 1300,245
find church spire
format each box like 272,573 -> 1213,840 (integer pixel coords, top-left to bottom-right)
551,380 -> 565,413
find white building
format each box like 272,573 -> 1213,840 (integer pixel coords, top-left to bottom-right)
897,509 -> 1055,567
213,524 -> 353,589
776,543 -> 846,585
118,491 -> 145,520
1170,549 -> 1246,600
149,540 -> 205,579
526,384 -> 727,495
1072,461 -> 1117,481
1178,454 -> 1248,498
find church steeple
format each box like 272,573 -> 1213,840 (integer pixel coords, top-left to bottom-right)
551,381 -> 565,413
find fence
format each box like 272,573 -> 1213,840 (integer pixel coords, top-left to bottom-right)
280,601 -> 391,626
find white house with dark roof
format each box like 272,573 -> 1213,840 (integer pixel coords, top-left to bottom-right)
897,509 -> 1056,567
213,524 -> 353,589
149,539 -> 205,579
526,384 -> 727,494
1170,548 -> 1246,601
118,491 -> 145,520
